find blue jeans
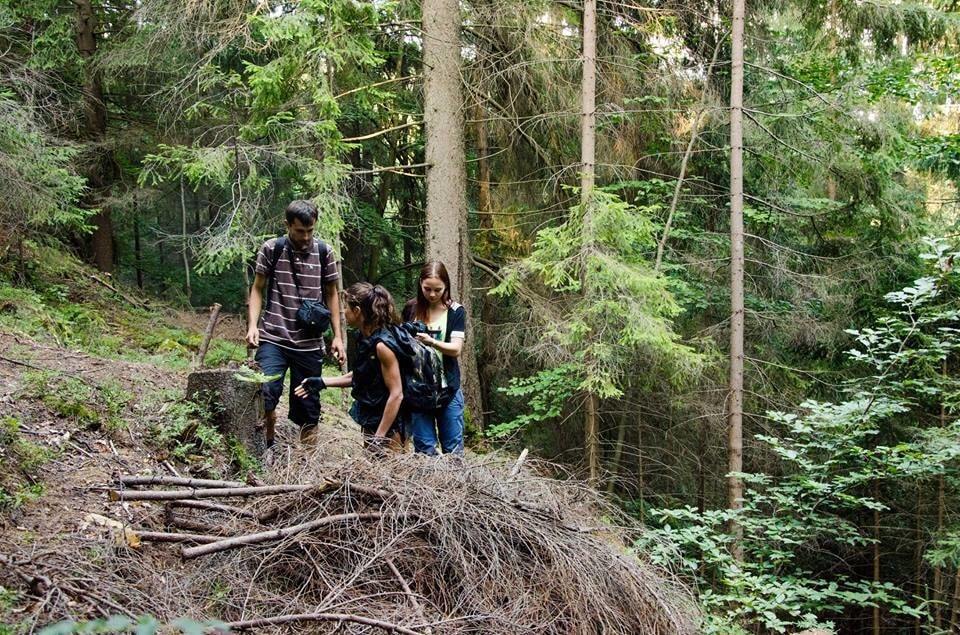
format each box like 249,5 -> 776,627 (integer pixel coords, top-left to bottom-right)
408,389 -> 465,456
255,341 -> 324,429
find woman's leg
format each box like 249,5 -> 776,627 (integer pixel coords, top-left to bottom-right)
437,389 -> 465,455
408,410 -> 440,455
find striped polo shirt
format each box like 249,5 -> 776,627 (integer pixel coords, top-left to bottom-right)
255,237 -> 339,352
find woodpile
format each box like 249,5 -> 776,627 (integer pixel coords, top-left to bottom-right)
89,451 -> 700,633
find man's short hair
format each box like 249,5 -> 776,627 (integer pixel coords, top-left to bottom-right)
285,200 -> 319,226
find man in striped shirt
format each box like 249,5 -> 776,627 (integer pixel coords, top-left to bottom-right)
246,200 -> 345,449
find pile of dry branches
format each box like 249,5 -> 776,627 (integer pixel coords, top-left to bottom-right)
50,450 -> 698,633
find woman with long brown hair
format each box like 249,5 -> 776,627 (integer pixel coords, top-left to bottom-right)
402,261 -> 466,455
296,282 -> 404,449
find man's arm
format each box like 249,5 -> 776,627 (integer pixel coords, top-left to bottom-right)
246,273 -> 267,346
324,279 -> 345,364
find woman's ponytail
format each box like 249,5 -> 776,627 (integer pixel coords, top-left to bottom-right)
345,282 -> 398,331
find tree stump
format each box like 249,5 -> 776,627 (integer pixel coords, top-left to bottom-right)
186,369 -> 264,456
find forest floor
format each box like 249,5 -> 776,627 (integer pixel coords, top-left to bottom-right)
0,252 -> 697,634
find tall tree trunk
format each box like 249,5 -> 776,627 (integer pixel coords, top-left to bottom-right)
654,38 -> 721,272
727,0 -> 747,561
637,411 -> 645,512
475,102 -> 493,256
606,410 -> 627,494
75,0 -> 113,272
935,360 -> 948,629
915,484 -> 924,635
580,0 -> 598,486
422,0 -> 484,430
180,177 -> 192,304
133,215 -> 143,290
873,481 -> 881,635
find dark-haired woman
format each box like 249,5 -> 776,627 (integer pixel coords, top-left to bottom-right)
402,261 -> 466,456
296,283 -> 403,449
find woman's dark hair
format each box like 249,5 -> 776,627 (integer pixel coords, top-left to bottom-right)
285,199 -> 319,226
412,260 -> 452,320
345,282 -> 398,331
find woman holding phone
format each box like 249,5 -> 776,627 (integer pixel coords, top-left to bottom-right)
402,261 -> 466,456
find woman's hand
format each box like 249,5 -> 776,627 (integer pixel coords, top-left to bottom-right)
415,332 -> 435,347
294,377 -> 326,398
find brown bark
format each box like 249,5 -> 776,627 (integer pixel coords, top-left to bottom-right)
135,530 -> 221,544
109,484 -> 312,501
422,0 -> 484,430
585,393 -> 599,486
182,512 -> 388,559
133,216 -> 143,289
180,177 -> 192,303
606,411 -> 627,494
475,102 -> 493,255
195,303 -> 223,369
75,0 -> 113,273
914,484 -> 924,635
581,0 -> 599,486
120,475 -> 243,489
873,482 -> 881,635
727,0 -> 747,562
169,499 -> 256,518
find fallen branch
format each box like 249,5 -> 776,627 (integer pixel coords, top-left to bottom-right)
258,480 -> 390,523
119,475 -> 245,489
109,484 -> 312,502
135,530 -> 222,544
170,499 -> 256,519
225,611 -> 424,634
182,512 -> 388,559
89,274 -> 148,308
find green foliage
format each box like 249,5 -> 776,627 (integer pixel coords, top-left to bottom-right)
144,389 -> 225,464
0,416 -> 53,514
488,364 -> 580,438
493,189 -> 702,402
233,368 -> 282,384
20,371 -> 131,432
641,239 -> 960,632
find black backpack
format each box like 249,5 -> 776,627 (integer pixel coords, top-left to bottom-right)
382,323 -> 445,413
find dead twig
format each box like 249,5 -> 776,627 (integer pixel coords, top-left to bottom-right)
181,512 -> 389,559
108,484 -> 312,501
225,611 -> 424,634
118,475 -> 245,489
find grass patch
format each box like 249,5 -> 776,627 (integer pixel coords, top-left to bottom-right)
20,371 -> 131,433
0,416 -> 54,514
0,243 -> 246,370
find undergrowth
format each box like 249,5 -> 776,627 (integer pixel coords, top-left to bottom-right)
0,416 -> 54,515
141,388 -> 260,477
0,242 -> 245,369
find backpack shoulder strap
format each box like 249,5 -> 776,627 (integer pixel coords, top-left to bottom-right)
264,236 -> 287,312
316,239 -> 329,305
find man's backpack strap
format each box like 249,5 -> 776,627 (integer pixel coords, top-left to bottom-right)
264,236 -> 288,313
317,240 -> 328,306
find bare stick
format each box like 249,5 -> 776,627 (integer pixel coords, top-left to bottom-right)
109,484 -> 312,502
226,611 -> 424,634
386,557 -> 430,632
194,303 -> 222,369
135,530 -> 222,544
509,449 -> 529,478
182,512 -> 388,559
170,499 -> 256,518
119,475 -> 244,489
